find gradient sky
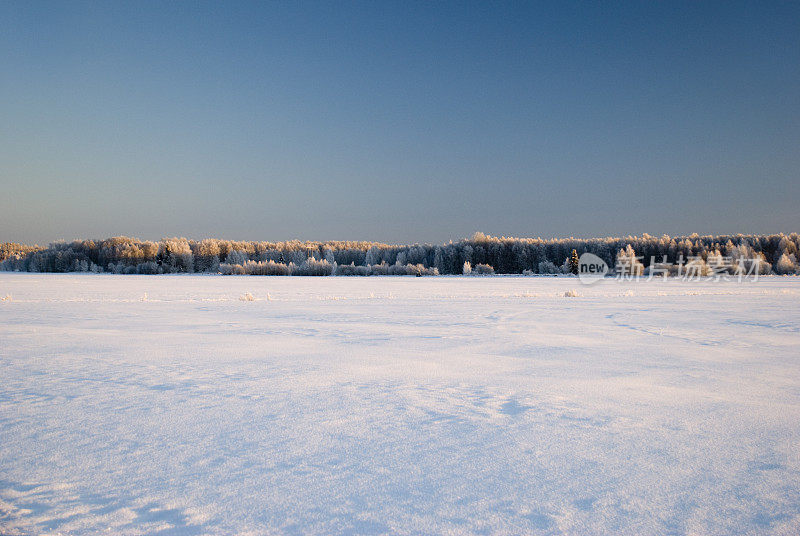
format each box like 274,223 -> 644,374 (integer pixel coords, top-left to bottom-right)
1,1 -> 798,245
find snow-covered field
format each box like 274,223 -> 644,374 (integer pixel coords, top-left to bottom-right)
1,273 -> 799,535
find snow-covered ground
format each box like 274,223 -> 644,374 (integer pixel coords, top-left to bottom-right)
1,273 -> 799,535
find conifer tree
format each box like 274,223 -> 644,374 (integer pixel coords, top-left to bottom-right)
569,249 -> 579,275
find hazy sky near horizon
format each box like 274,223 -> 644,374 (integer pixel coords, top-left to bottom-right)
1,1 -> 798,245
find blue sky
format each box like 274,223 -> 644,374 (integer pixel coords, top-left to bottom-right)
1,1 -> 798,244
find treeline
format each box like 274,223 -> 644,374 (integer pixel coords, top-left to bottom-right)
1,232 -> 799,275
1,242 -> 40,262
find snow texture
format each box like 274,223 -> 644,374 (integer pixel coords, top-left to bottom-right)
1,273 -> 799,535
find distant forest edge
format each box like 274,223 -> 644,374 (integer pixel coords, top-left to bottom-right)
1,233 -> 799,276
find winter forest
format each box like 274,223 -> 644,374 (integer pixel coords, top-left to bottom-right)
1,233 -> 799,276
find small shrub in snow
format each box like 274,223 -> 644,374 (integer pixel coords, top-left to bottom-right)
136,261 -> 160,274
538,260 -> 559,274
385,262 -> 438,276
220,263 -> 246,275
387,262 -> 407,276
293,258 -> 334,276
368,262 -> 389,275
222,260 -> 292,276
336,263 -> 370,276
410,263 -> 439,276
472,263 -> 495,275
250,260 -> 292,276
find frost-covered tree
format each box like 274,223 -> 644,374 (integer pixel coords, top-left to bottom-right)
538,260 -> 558,274
775,253 -> 798,274
614,245 -> 644,276
364,246 -> 379,266
224,250 -> 248,266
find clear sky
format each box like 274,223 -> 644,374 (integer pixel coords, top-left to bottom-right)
1,1 -> 798,245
